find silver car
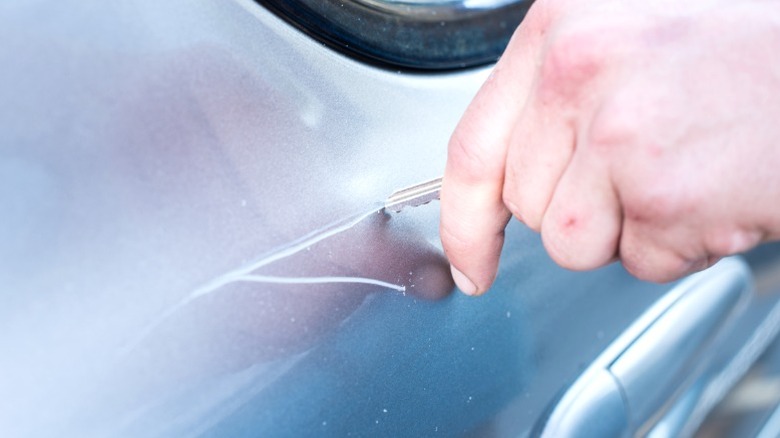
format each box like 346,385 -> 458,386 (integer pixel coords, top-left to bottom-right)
2,0 -> 780,436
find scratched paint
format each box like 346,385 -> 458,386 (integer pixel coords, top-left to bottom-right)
236,275 -> 405,292
122,204 -> 405,353
185,203 -> 404,302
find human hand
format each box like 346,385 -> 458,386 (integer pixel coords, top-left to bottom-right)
440,0 -> 780,295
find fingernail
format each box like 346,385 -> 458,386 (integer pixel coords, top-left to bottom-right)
450,265 -> 478,296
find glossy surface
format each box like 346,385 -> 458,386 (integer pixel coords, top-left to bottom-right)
1,1 -> 776,437
612,259 -> 749,432
536,369 -> 629,438
384,176 -> 442,212
538,259 -> 753,437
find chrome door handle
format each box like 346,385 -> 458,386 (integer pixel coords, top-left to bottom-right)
609,259 -> 749,433
535,258 -> 752,438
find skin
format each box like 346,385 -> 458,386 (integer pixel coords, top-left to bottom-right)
440,0 -> 780,296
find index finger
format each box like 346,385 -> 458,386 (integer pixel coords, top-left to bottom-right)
440,6 -> 552,296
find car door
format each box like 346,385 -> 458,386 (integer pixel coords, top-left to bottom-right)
2,0 -> 780,436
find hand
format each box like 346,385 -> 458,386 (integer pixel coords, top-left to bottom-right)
440,0 -> 780,295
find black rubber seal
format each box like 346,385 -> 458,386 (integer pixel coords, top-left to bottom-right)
255,0 -> 533,72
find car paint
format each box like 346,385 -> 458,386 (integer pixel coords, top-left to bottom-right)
1,1 -> 778,436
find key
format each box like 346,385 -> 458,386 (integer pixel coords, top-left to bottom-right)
384,176 -> 443,213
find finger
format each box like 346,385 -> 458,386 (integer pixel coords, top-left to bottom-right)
503,14 -> 620,231
540,147 -> 621,271
440,87 -> 514,296
619,220 -> 702,283
503,92 -> 576,231
440,5 -> 553,296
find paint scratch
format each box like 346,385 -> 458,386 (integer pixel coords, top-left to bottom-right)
121,204 -> 403,353
236,275 -> 405,292
187,204 -> 390,301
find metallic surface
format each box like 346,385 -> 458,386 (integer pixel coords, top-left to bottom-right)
611,259 -> 750,433
535,368 -> 629,438
537,259 -> 752,437
384,176 -> 442,212
664,299 -> 780,437
757,401 -> 780,438
1,0 -> 779,437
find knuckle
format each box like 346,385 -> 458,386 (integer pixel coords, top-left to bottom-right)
704,233 -> 736,257
541,216 -> 581,269
538,28 -> 607,101
541,208 -> 617,271
621,243 -> 692,283
621,184 -> 691,225
619,245 -> 644,279
621,259 -> 654,282
621,253 -> 664,282
704,229 -> 763,257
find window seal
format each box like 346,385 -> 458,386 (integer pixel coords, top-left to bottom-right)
255,0 -> 533,71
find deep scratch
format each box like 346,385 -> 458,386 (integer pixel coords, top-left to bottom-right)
236,275 -> 406,292
121,204 -> 401,354
187,204 -> 386,301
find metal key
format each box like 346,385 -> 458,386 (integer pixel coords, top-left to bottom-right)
384,176 -> 443,213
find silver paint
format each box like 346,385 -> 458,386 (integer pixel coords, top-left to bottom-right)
1,0 -> 778,436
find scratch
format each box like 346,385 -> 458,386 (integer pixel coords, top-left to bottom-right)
187,204 -> 386,301
236,275 -> 406,292
121,204 -> 401,354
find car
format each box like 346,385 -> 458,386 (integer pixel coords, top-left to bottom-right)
2,0 -> 780,436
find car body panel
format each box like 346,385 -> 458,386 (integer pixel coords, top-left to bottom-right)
1,1 -> 778,436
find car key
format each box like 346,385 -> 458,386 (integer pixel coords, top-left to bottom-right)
384,176 -> 443,213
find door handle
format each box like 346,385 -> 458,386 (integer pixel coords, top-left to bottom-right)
535,258 -> 752,437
